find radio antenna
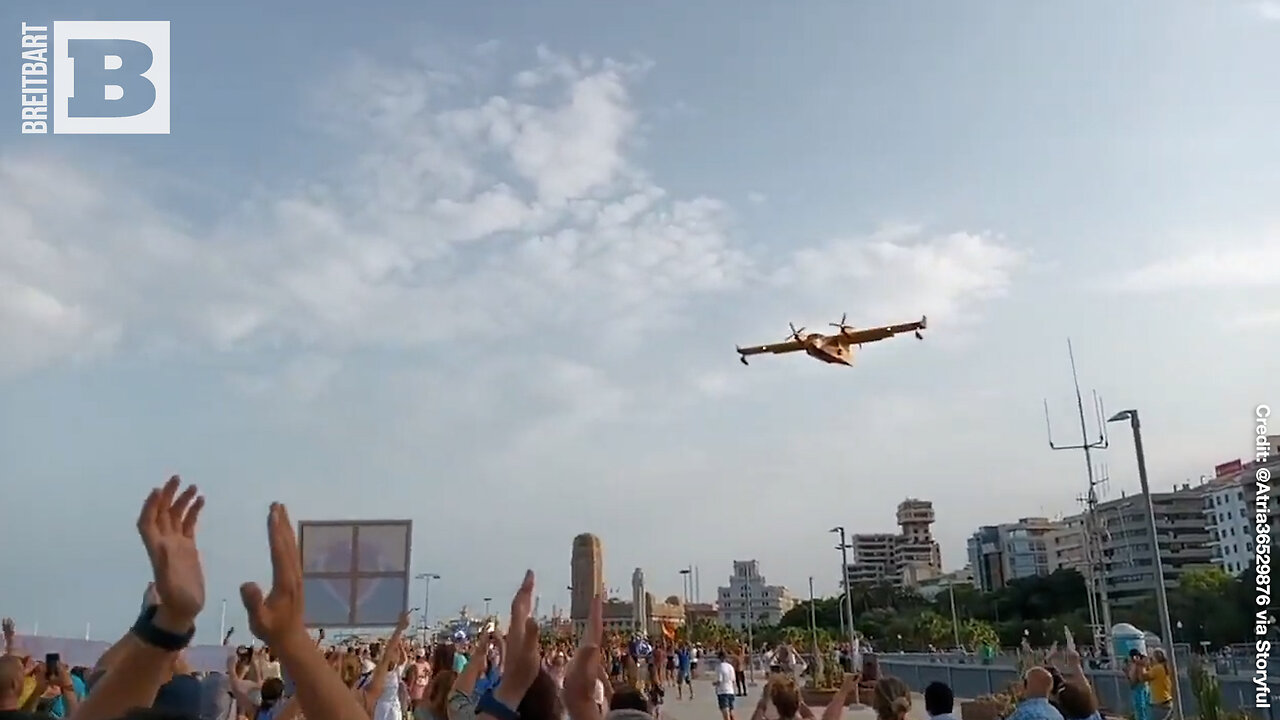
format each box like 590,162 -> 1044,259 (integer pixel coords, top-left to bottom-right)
1044,338 -> 1112,654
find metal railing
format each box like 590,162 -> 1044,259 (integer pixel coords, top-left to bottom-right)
873,655 -> 1278,718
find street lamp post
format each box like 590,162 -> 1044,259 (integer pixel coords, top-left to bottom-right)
483,597 -> 492,617
807,577 -> 819,652
745,579 -> 756,686
948,578 -> 962,649
1108,408 -> 1184,720
680,568 -> 693,604
829,527 -> 858,659
415,572 -> 440,642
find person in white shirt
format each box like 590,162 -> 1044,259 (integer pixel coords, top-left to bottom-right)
714,650 -> 737,720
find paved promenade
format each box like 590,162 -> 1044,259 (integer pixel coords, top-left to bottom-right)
661,686 -> 936,720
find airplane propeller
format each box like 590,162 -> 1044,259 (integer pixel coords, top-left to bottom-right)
788,323 -> 807,342
829,312 -> 854,333
915,315 -> 927,340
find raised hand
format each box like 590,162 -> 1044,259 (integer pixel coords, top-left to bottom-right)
564,593 -> 604,720
240,503 -> 307,647
494,571 -> 541,706
54,662 -> 74,692
396,611 -> 411,634
137,476 -> 206,630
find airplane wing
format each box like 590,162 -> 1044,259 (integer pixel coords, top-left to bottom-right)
736,339 -> 804,357
842,316 -> 926,345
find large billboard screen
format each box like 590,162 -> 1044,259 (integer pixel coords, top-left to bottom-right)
298,520 -> 412,628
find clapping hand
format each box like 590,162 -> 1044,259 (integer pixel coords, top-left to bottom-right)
137,476 -> 206,632
494,571 -> 541,708
240,503 -> 307,648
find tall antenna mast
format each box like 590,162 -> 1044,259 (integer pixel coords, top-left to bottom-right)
1044,338 -> 1113,654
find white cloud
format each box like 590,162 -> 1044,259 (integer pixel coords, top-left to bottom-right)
0,49 -> 745,379
1229,308 -> 1280,329
770,225 -> 1025,327
1251,1 -> 1280,21
1116,240 -> 1280,293
0,49 -> 1023,406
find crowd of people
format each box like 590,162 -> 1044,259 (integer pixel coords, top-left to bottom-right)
0,477 -> 1131,720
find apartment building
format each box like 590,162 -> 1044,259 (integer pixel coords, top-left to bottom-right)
1046,513 -> 1089,574
1094,485 -> 1214,608
966,517 -> 1057,592
842,499 -> 943,589
1203,447 -> 1280,575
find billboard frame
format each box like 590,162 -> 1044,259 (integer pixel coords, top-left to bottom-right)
298,519 -> 413,629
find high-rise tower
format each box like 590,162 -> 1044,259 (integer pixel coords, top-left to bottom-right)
631,568 -> 648,633
570,533 -> 603,625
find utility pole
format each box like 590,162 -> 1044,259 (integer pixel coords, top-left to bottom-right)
745,576 -> 756,686
829,527 -> 858,660
1045,339 -> 1112,656
948,578 -> 961,649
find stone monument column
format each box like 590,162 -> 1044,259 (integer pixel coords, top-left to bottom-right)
631,568 -> 647,634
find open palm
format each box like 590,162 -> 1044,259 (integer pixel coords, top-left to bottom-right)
137,476 -> 206,622
241,503 -> 306,645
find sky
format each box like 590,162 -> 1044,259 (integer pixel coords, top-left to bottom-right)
1,0 -> 1278,644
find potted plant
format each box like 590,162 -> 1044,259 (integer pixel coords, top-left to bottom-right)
800,655 -> 860,708
801,643 -> 854,707
960,682 -> 1019,720
1189,656 -> 1222,720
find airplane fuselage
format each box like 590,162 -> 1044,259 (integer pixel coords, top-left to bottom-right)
805,337 -> 853,366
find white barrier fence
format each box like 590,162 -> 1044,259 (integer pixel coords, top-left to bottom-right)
16,636 -> 234,673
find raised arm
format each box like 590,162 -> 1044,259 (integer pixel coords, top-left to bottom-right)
453,633 -> 495,697
2,618 -> 16,656
364,612 -> 411,703
819,673 -> 858,720
52,663 -> 79,716
225,650 -> 259,716
563,595 -> 605,720
74,477 -> 207,720
242,502 -> 372,720
493,628 -> 507,676
1060,650 -> 1096,695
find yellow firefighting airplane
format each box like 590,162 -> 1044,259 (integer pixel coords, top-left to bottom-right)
735,314 -> 927,366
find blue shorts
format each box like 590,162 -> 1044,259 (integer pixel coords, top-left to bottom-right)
717,693 -> 736,710
677,669 -> 692,684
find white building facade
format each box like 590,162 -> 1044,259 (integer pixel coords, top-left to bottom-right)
716,560 -> 795,630
1204,450 -> 1280,576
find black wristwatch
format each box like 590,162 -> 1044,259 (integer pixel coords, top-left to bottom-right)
130,604 -> 195,652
